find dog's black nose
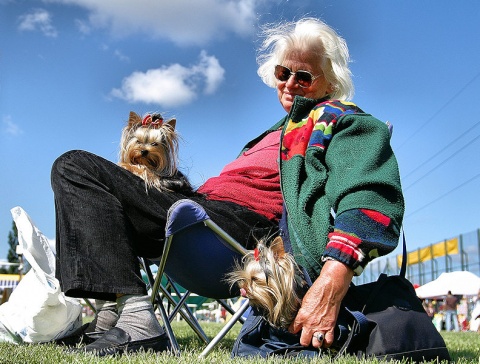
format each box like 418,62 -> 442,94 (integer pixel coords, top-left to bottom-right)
141,150 -> 149,157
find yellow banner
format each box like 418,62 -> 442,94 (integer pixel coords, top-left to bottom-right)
397,238 -> 459,266
0,274 -> 21,281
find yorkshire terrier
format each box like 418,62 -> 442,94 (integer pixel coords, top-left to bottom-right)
119,111 -> 193,194
226,236 -> 310,329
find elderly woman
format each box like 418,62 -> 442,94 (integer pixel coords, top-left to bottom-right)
51,17 -> 403,355
236,18 -> 403,349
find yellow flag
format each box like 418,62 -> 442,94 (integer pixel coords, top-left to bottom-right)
397,238 -> 459,266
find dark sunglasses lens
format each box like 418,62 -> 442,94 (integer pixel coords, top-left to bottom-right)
275,66 -> 313,87
295,71 -> 313,87
275,65 -> 291,81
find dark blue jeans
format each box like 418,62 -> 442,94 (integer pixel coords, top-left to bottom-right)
51,150 -> 276,301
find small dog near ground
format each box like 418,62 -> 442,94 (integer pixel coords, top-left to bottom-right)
226,236 -> 309,329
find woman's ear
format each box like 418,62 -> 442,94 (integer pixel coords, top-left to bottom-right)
326,83 -> 335,95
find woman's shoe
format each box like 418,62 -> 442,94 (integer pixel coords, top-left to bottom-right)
72,327 -> 171,356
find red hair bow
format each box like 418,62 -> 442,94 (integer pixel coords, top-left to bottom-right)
254,247 -> 260,261
142,114 -> 163,128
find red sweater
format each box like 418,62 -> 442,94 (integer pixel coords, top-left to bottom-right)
198,130 -> 283,221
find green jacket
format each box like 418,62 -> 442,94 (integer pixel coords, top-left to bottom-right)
243,96 -> 404,278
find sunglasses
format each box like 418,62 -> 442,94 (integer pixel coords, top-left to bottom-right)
274,65 -> 322,88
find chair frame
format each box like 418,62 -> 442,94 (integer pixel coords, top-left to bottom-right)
144,199 -> 250,357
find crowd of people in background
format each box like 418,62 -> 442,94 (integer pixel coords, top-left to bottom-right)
423,289 -> 480,332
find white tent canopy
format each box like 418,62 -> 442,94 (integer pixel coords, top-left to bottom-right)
415,271 -> 480,299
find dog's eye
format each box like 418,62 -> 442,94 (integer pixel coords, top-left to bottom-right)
151,142 -> 158,147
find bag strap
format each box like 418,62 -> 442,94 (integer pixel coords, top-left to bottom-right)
399,231 -> 407,278
357,231 -> 407,311
334,308 -> 370,358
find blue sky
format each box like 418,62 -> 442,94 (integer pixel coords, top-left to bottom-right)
1,0 -> 479,264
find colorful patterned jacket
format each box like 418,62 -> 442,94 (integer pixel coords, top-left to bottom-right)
242,96 -> 404,279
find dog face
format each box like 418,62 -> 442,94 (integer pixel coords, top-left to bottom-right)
226,237 -> 309,329
118,111 -> 193,195
119,112 -> 179,177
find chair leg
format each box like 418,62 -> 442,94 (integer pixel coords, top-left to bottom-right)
217,299 -> 245,325
198,299 -> 250,358
139,258 -> 181,355
158,284 -> 209,344
151,235 -> 174,302
140,257 -> 210,345
83,298 -> 96,314
154,292 -> 181,355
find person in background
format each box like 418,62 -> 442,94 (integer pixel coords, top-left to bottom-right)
445,291 -> 460,332
423,301 -> 435,319
471,289 -> 480,332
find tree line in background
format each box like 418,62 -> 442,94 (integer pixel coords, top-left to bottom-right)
1,221 -> 20,274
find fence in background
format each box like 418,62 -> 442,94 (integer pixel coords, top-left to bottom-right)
0,274 -> 21,290
353,228 -> 480,287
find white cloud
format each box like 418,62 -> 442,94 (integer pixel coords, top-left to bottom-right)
114,49 -> 130,63
2,116 -> 23,136
74,18 -> 91,35
18,8 -> 58,38
110,51 -> 225,107
44,0 -> 257,45
195,51 -> 225,94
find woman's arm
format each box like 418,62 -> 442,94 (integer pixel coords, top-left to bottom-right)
288,259 -> 354,348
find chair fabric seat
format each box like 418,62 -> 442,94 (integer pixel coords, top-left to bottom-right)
163,200 -> 243,299
165,199 -> 209,237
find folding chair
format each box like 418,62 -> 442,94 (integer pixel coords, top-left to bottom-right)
140,199 -> 251,357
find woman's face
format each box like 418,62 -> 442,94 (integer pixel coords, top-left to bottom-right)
276,51 -> 333,113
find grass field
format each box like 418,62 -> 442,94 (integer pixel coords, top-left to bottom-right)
0,322 -> 478,364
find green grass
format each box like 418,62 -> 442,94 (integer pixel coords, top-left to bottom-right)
0,322 -> 477,364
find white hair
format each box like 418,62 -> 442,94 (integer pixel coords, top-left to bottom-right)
257,18 -> 354,100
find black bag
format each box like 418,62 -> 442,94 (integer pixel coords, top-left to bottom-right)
337,272 -> 451,361
231,307 -> 319,358
231,235 -> 451,361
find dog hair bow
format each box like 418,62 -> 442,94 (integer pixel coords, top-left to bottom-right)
142,114 -> 164,128
254,243 -> 272,285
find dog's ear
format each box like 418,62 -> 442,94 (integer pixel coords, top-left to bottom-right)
270,236 -> 286,259
164,118 -> 176,130
128,112 -> 142,127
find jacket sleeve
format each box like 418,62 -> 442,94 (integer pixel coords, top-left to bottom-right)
321,112 -> 404,275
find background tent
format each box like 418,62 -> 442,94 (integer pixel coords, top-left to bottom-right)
415,271 -> 480,299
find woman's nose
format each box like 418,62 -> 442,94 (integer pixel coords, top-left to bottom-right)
285,73 -> 298,88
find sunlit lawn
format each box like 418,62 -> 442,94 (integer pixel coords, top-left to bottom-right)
0,322 -> 477,364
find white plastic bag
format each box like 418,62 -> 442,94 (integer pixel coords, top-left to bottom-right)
0,207 -> 82,343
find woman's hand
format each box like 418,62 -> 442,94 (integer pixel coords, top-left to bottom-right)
288,259 -> 354,348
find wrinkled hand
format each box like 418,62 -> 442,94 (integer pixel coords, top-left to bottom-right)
288,260 -> 353,348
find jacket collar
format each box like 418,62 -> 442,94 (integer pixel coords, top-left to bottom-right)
288,95 -> 329,121
238,96 -> 329,155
